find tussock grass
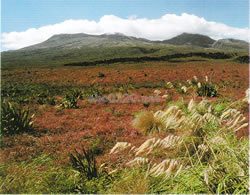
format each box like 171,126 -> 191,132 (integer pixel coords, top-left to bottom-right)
132,111 -> 164,134
110,98 -> 249,193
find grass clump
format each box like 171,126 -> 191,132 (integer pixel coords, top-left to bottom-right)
132,111 -> 163,134
1,101 -> 34,136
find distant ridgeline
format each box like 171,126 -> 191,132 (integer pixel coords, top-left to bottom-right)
2,33 -> 249,67
64,52 -> 233,66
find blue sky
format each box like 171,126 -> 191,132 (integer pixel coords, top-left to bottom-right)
2,0 -> 249,33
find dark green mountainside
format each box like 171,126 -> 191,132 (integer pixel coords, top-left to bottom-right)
162,33 -> 216,48
1,33 -> 249,68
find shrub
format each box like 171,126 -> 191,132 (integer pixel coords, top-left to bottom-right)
71,89 -> 83,100
196,82 -> 218,97
60,90 -> 81,109
1,101 -> 34,136
37,93 -> 56,105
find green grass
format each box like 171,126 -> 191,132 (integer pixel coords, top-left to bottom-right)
0,155 -> 79,193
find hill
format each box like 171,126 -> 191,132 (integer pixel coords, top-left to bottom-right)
212,39 -> 249,50
20,33 -> 154,50
1,33 -> 248,68
162,33 -> 215,48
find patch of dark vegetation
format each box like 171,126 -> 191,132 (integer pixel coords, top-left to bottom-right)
234,55 -> 249,63
98,72 -> 105,78
59,90 -> 82,109
168,59 -> 207,62
1,83 -> 104,104
70,148 -> 112,193
64,52 -> 232,66
196,82 -> 218,97
1,101 -> 34,136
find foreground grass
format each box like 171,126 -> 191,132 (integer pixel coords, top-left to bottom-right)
0,155 -> 78,193
0,96 -> 248,193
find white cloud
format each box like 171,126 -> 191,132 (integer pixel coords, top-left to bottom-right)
1,13 -> 249,50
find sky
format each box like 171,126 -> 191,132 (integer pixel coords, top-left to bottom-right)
1,0 -> 249,50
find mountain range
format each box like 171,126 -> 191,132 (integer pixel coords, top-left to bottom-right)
2,33 -> 249,67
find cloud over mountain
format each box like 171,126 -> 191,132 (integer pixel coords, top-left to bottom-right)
1,13 -> 249,50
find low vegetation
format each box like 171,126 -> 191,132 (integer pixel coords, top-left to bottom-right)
1,95 -> 248,193
1,101 -> 34,136
59,90 -> 83,109
0,59 -> 248,193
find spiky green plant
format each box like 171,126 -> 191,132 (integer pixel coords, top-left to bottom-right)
70,148 -> 98,180
59,90 -> 81,109
69,148 -> 112,193
196,82 -> 218,97
1,101 -> 34,136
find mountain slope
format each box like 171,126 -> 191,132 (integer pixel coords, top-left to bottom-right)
1,33 -> 248,67
212,39 -> 249,50
163,33 -> 215,48
20,33 -> 154,50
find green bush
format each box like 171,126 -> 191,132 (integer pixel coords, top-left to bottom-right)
37,93 -> 56,105
60,90 -> 81,109
196,82 -> 218,97
1,101 -> 34,136
70,89 -> 83,100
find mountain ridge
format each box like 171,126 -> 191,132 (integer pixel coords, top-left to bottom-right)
2,32 -> 249,67
162,33 -> 216,48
